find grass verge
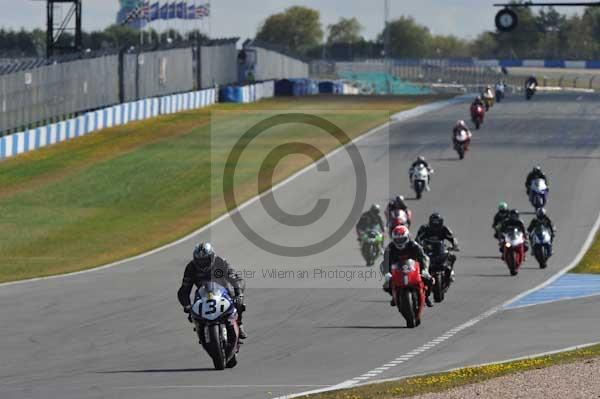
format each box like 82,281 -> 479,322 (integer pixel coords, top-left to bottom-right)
0,95 -> 449,283
572,229 -> 600,274
302,343 -> 600,399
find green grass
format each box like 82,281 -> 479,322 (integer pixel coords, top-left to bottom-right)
302,343 -> 600,399
572,230 -> 600,274
0,95 -> 448,282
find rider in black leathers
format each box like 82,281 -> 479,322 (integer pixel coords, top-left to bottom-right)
416,213 -> 459,274
492,202 -> 510,239
499,210 -> 529,254
525,75 -> 539,88
381,226 -> 433,307
357,204 -> 385,242
385,195 -> 411,227
527,208 -> 555,256
525,166 -> 548,195
178,242 -> 248,339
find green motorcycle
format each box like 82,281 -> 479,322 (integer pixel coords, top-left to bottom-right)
360,228 -> 384,266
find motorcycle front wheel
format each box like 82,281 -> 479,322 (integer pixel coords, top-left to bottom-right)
397,289 -> 417,328
207,324 -> 227,370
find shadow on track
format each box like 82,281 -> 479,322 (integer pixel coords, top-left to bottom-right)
319,325 -> 408,329
96,368 -> 215,374
430,157 -> 460,162
548,156 -> 600,160
462,255 -> 499,260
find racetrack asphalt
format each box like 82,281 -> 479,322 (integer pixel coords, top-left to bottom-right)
1,92 -> 599,399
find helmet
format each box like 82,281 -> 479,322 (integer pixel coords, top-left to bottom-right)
429,212 -> 444,229
536,208 -> 546,219
509,209 -> 519,220
533,165 -> 542,173
193,242 -> 215,271
498,202 -> 508,212
457,120 -> 466,127
395,195 -> 404,204
370,204 -> 380,214
417,156 -> 425,163
475,95 -> 481,101
392,225 -> 410,249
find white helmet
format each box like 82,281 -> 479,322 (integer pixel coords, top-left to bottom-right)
392,225 -> 410,249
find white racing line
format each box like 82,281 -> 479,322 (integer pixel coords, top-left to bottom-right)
276,208 -> 600,399
0,94 -> 469,290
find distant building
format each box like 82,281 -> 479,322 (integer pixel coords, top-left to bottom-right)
116,0 -> 147,29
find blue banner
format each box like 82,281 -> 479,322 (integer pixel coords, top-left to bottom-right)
168,2 -> 177,19
187,4 -> 196,19
176,2 -> 186,19
160,3 -> 169,19
149,2 -> 160,20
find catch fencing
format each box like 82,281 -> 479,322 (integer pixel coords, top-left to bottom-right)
241,44 -> 309,82
0,40 -> 241,135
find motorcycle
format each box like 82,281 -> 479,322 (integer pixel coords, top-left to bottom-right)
495,86 -> 505,103
190,282 -> 240,370
525,83 -> 536,100
453,129 -> 471,160
483,94 -> 495,111
390,259 -> 425,328
421,239 -> 456,303
410,164 -> 432,200
388,208 -> 411,236
502,228 -> 526,276
529,178 -> 548,210
361,227 -> 384,266
531,225 -> 552,269
470,103 -> 485,130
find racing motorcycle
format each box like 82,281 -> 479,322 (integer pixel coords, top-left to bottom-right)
388,208 -> 411,236
453,129 -> 472,160
483,94 -> 495,111
502,228 -> 526,276
531,225 -> 552,269
189,282 -> 240,370
470,103 -> 485,130
495,84 -> 505,103
361,227 -> 384,266
390,259 -> 425,328
528,178 -> 549,210
526,82 -> 537,100
410,164 -> 432,200
420,239 -> 457,303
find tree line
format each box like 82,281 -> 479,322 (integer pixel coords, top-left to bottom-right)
255,4 -> 600,60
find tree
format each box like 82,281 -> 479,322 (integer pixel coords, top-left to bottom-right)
494,3 -> 543,58
429,35 -> 470,58
256,6 -> 323,54
379,16 -> 431,58
327,17 -> 363,44
470,32 -> 498,58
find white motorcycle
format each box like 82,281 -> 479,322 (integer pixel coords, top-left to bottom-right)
530,225 -> 552,269
410,164 -> 432,200
189,282 -> 240,370
529,178 -> 548,210
453,129 -> 472,160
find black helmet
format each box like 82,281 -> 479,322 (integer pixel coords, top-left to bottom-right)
395,195 -> 404,204
533,165 -> 542,173
193,242 -> 215,271
536,208 -> 546,219
370,204 -> 380,214
509,209 -> 519,220
417,156 -> 425,163
429,212 -> 444,229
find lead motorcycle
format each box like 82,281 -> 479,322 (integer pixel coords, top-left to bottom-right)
361,227 -> 384,266
410,164 -> 433,200
453,129 -> 472,160
531,225 -> 552,269
389,259 -> 426,328
529,178 -> 549,210
502,228 -> 526,276
420,239 -> 457,303
189,282 -> 240,370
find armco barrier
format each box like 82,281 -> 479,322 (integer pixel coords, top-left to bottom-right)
0,82 -> 275,160
219,81 -> 275,103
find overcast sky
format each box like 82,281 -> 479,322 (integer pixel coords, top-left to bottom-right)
1,0 -> 586,40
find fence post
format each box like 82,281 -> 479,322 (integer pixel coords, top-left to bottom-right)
589,75 -> 596,90
118,47 -> 126,104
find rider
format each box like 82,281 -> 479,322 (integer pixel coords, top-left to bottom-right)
357,204 -> 385,244
385,195 -> 411,227
499,210 -> 529,255
495,80 -> 505,94
452,120 -> 472,150
492,202 -> 511,239
525,165 -> 548,195
472,95 -> 485,109
527,208 -> 555,256
381,225 -> 433,307
525,75 -> 539,89
177,242 -> 248,339
409,156 -> 433,191
416,213 -> 460,281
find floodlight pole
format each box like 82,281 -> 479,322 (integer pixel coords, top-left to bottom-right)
46,0 -> 82,58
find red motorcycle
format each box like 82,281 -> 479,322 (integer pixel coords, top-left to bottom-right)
470,103 -> 485,130
388,208 -> 412,236
391,259 -> 425,328
501,228 -> 526,276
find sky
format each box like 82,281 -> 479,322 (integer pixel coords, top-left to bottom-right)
0,0 -> 587,40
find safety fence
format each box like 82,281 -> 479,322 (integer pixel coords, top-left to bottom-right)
0,80 -> 276,160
